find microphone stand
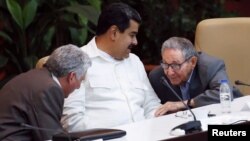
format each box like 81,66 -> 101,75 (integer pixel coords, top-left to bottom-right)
161,77 -> 202,134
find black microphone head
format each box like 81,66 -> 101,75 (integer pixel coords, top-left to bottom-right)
160,76 -> 165,83
235,80 -> 241,85
161,77 -> 172,88
235,80 -> 250,86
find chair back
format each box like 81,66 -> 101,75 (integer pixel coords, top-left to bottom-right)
35,56 -> 49,69
195,17 -> 250,95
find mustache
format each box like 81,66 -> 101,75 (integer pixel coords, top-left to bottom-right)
128,45 -> 134,49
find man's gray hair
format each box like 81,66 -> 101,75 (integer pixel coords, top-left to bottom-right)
161,37 -> 198,59
45,44 -> 91,79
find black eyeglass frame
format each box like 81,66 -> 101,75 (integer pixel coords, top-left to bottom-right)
161,56 -> 193,71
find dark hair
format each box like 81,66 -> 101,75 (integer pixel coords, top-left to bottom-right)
96,2 -> 141,35
45,44 -> 91,79
161,37 -> 198,59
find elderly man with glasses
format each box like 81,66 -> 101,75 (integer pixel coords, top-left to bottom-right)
149,37 -> 233,115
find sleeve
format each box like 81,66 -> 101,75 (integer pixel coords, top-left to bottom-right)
193,59 -> 230,107
31,85 -> 64,141
61,82 -> 87,132
135,57 -> 162,118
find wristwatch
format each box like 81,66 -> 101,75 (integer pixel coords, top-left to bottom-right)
187,99 -> 193,108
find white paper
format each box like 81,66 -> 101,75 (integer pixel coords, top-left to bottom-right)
241,102 -> 250,111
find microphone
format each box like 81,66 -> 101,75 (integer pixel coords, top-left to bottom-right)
161,77 -> 202,134
20,123 -> 72,141
235,80 -> 250,86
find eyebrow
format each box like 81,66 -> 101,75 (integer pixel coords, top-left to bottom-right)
130,31 -> 138,35
163,60 -> 181,64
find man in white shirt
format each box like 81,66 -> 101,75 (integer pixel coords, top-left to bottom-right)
61,2 -> 162,132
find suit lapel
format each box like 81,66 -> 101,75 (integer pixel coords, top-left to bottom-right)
189,66 -> 203,98
166,78 -> 182,100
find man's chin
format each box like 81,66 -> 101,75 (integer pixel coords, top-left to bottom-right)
114,53 -> 129,60
114,57 -> 124,61
124,54 -> 129,58
169,80 -> 181,86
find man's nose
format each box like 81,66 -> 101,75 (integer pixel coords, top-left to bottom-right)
166,67 -> 175,76
132,37 -> 138,45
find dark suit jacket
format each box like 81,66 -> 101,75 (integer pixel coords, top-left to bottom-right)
0,68 -> 64,141
149,52 -> 232,107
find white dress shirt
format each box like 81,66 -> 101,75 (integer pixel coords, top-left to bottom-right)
61,37 -> 161,132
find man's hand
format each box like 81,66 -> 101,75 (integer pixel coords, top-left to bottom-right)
155,101 -> 185,117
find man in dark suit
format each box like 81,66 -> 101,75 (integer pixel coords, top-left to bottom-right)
149,37 -> 233,116
0,44 -> 91,141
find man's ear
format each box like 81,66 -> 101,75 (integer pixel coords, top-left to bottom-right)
67,72 -> 75,83
190,56 -> 198,68
109,25 -> 119,40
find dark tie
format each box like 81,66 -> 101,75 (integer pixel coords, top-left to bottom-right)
180,82 -> 190,100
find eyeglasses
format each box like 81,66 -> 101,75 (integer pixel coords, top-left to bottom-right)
175,111 -> 192,119
161,56 -> 193,71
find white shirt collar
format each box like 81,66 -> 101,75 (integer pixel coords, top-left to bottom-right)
84,37 -> 122,63
187,69 -> 194,84
97,47 -> 121,63
52,73 -> 61,88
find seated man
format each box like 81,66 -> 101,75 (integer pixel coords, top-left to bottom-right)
0,45 -> 91,141
61,2 -> 162,132
149,37 -> 234,116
